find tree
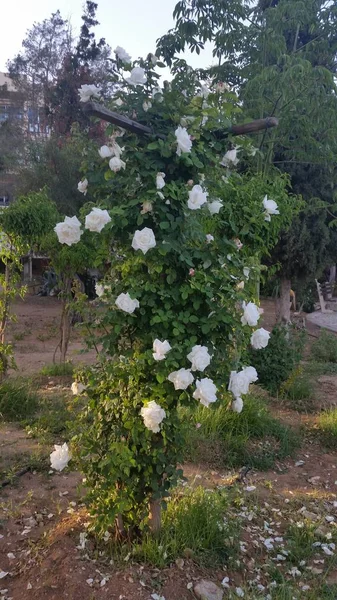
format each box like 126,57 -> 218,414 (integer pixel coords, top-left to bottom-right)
158,0 -> 337,320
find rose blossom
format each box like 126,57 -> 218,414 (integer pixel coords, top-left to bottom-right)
206,234 -> 214,243
152,339 -> 172,361
85,207 -> 111,233
175,126 -> 192,156
54,216 -> 83,246
50,443 -> 71,471
95,282 -> 109,298
241,301 -> 260,327
109,157 -> 126,172
115,292 -> 139,314
193,378 -> 217,407
78,84 -> 101,103
140,401 -> 166,433
251,328 -> 270,350
132,227 -> 156,254
143,100 -> 152,112
234,238 -> 243,250
71,381 -> 86,395
263,195 -> 279,221
127,67 -> 147,86
141,201 -> 153,214
156,172 -> 166,190
77,179 -> 88,195
168,368 -> 194,390
188,185 -> 208,210
187,345 -> 211,372
207,199 -> 223,215
228,367 -> 258,399
220,147 -> 239,167
232,397 -> 244,413
114,46 -> 131,63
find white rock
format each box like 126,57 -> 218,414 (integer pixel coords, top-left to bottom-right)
194,580 -> 224,600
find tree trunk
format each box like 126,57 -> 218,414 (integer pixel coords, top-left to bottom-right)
149,498 -> 162,534
54,276 -> 72,364
115,513 -> 127,539
278,278 -> 291,323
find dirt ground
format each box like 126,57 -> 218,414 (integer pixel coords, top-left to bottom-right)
1,296 -> 337,599
7,295 -> 97,374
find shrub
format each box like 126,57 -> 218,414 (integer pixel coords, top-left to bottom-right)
41,362 -> 74,376
248,324 -> 306,393
315,408 -> 337,448
0,380 -> 39,421
311,329 -> 337,363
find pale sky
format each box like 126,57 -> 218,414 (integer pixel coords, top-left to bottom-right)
1,0 -> 214,72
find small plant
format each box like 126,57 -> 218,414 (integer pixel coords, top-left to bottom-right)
248,324 -> 306,394
40,362 -> 74,376
314,408 -> 337,448
182,395 -> 298,470
312,330 -> 337,363
280,367 -> 314,410
0,380 -> 39,421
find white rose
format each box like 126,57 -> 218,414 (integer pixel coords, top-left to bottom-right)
188,185 -> 208,210
156,172 -> 166,190
109,157 -> 126,172
54,216 -> 83,246
78,84 -> 101,103
50,442 -> 71,471
152,339 -> 172,361
242,366 -> 258,383
95,282 -> 109,298
132,227 -> 156,254
141,201 -> 153,214
114,45 -> 131,63
71,381 -> 86,395
232,397 -> 243,413
175,126 -> 192,156
206,234 -> 214,243
193,378 -> 217,407
143,100 -> 152,112
115,292 -> 139,314
127,67 -> 147,86
168,368 -> 194,390
85,207 -> 111,233
216,81 -> 230,93
77,179 -> 88,195
140,400 -> 166,433
241,301 -> 260,327
220,147 -> 239,167
98,145 -> 113,159
152,87 -> 163,101
228,370 -> 250,398
187,345 -> 211,372
263,195 -> 279,221
207,199 -> 223,215
234,238 -> 243,250
237,281 -> 245,290
251,328 -> 270,350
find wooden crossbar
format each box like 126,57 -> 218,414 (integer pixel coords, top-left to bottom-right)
83,101 -> 278,139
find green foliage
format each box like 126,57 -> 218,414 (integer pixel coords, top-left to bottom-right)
40,362 -> 74,376
0,380 -> 39,421
182,395 -> 298,469
312,330 -> 337,363
249,325 -> 306,393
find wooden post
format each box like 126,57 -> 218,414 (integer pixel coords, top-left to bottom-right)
83,101 -> 278,139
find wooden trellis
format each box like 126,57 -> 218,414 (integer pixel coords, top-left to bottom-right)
83,101 -> 278,139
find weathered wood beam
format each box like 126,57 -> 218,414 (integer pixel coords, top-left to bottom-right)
83,101 -> 278,139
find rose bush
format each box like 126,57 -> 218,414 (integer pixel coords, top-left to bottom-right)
58,49 -> 299,536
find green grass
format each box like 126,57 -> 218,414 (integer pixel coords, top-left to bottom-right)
40,362 -> 74,376
181,395 -> 298,470
314,408 -> 337,448
311,330 -> 337,363
119,486 -> 240,568
0,380 -> 39,421
24,394 -> 70,444
304,361 -> 337,377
